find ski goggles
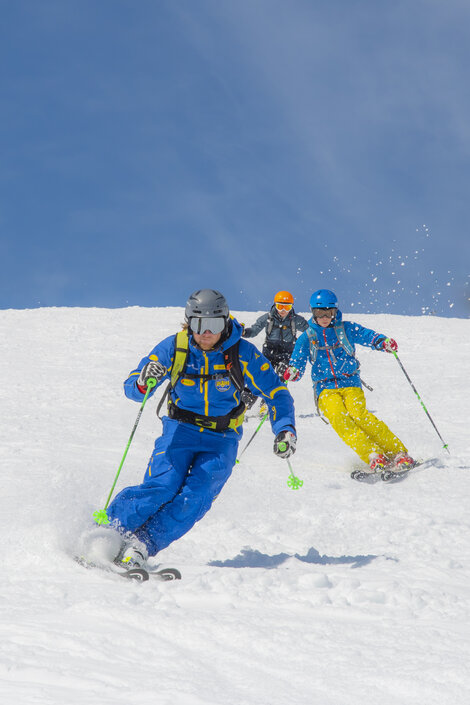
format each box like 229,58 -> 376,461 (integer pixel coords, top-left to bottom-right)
275,302 -> 293,311
312,307 -> 337,318
189,316 -> 226,335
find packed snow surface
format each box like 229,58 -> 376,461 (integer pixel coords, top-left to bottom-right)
1,306 -> 469,704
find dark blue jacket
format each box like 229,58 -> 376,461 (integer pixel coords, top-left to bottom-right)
244,306 -> 308,349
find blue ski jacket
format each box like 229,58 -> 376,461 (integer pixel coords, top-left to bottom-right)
289,309 -> 387,397
124,318 -> 296,437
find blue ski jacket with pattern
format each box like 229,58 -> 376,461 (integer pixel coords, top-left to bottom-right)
289,309 -> 388,397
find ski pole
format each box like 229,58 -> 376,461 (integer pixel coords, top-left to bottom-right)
285,458 -> 303,490
237,376 -> 293,462
236,411 -> 269,464
392,351 -> 450,454
237,420 -> 303,489
93,377 -> 157,524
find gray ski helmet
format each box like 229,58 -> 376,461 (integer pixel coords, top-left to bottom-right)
185,289 -> 230,321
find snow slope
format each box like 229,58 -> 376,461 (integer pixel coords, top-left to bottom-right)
1,306 -> 469,705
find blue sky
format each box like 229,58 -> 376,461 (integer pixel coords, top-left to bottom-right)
1,0 -> 469,317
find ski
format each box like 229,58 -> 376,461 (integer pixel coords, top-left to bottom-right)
75,556 -> 181,582
380,457 -> 438,483
148,567 -> 182,582
350,469 -> 381,484
351,458 -> 437,484
122,567 -> 150,582
113,566 -> 182,582
380,468 -> 412,483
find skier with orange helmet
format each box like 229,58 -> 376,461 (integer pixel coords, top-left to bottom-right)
243,291 -> 308,378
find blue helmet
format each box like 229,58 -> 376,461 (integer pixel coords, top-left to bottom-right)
309,289 -> 338,310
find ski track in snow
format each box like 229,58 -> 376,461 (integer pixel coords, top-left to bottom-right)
1,307 -> 469,704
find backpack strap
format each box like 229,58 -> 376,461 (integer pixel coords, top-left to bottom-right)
223,340 -> 245,394
306,322 -> 355,364
305,323 -> 372,398
306,327 -> 319,364
157,331 -> 245,418
334,322 -> 355,356
267,311 -> 296,343
266,313 -> 274,336
290,315 -> 296,338
171,329 -> 190,386
167,401 -> 246,432
156,330 -> 190,419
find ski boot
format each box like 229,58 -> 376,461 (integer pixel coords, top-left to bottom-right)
381,452 -> 417,481
115,539 -> 149,570
351,453 -> 389,482
393,452 -> 417,471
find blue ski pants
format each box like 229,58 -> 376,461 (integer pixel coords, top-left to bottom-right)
106,418 -> 239,555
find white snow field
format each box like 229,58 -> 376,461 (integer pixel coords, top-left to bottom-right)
1,306 -> 469,705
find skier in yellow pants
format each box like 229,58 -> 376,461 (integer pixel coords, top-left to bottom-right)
317,387 -> 406,465
284,289 -> 415,478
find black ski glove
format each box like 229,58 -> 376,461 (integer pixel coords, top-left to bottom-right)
273,430 -> 297,459
137,361 -> 167,388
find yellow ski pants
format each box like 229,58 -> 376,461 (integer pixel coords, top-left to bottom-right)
318,387 -> 407,464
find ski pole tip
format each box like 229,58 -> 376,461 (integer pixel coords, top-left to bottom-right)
287,474 -> 303,490
93,509 -> 110,525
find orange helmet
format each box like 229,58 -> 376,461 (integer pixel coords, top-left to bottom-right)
274,290 -> 294,305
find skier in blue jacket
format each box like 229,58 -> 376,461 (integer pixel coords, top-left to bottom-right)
91,289 -> 296,569
284,289 -> 415,479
